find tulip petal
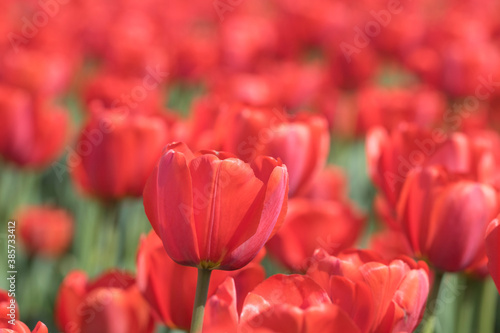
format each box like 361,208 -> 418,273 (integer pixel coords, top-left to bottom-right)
143,150 -> 200,266
189,155 -> 263,266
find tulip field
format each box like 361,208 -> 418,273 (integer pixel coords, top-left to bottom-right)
2,0 -> 500,332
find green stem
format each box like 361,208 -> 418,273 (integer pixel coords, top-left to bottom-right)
190,268 -> 212,333
456,277 -> 481,333
478,277 -> 498,333
422,272 -> 444,333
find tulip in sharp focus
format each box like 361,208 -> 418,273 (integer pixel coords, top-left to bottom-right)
143,142 -> 288,270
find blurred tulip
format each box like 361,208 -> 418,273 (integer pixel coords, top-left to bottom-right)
136,231 -> 265,330
71,106 -> 169,199
368,229 -> 413,262
0,84 -> 69,168
55,270 -> 155,333
222,108 -> 329,196
356,85 -> 446,134
307,249 -> 430,333
0,47 -> 77,97
0,289 -> 18,321
81,72 -> 163,115
0,320 -> 48,333
298,166 -> 347,202
398,166 -> 498,272
366,124 -> 471,213
486,218 -> 500,292
143,142 -> 288,270
266,198 -> 365,272
18,206 -> 74,257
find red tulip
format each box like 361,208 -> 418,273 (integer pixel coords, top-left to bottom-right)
222,108 -> 329,196
136,231 -> 265,330
236,274 -> 360,333
82,72 -> 163,115
356,85 -> 446,134
0,320 -> 48,333
17,206 -> 74,257
55,270 -> 155,333
0,84 -> 69,168
1,47 -> 76,97
266,198 -> 365,272
398,166 -> 499,272
368,229 -> 413,262
143,142 -> 288,270
298,166 -> 348,202
366,124 -> 471,214
486,218 -> 500,292
0,289 -> 18,322
71,107 -> 169,199
307,249 -> 430,333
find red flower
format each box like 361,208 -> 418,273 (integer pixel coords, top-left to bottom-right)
18,206 -> 74,257
368,229 -> 413,262
0,320 -> 47,333
71,107 -> 169,199
136,231 -> 265,330
203,274 -> 360,333
298,166 -> 348,202
222,108 -> 329,196
356,85 -> 446,134
143,142 -> 288,270
307,249 -> 430,333
0,289 -> 18,322
486,218 -> 500,292
82,72 -> 163,115
398,166 -> 499,272
55,270 -> 155,333
0,85 -> 69,168
266,198 -> 365,272
366,124 -> 473,223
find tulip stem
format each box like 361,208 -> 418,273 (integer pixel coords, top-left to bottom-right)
422,272 -> 444,333
477,277 -> 498,333
190,268 -> 212,333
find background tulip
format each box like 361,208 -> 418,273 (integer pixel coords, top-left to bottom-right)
0,320 -> 48,333
398,166 -> 499,272
17,206 -> 74,258
55,270 -> 155,333
221,108 -> 329,196
71,107 -> 169,199
266,198 -> 365,272
0,84 -> 69,168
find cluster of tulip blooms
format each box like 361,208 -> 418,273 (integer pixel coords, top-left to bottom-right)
1,0 -> 500,332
